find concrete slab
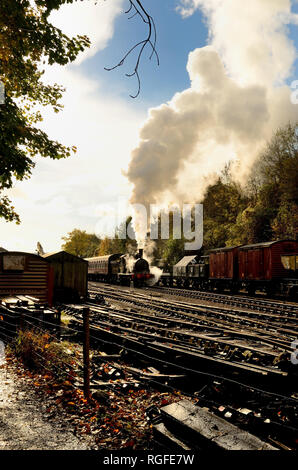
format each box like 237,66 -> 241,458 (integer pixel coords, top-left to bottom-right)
160,400 -> 277,450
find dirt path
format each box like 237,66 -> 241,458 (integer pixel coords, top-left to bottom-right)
0,362 -> 92,450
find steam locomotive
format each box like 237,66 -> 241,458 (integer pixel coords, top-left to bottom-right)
157,240 -> 298,298
86,240 -> 298,297
86,249 -> 153,287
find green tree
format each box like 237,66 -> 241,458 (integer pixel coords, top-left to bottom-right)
0,0 -> 91,222
61,229 -> 100,257
0,1 -> 157,223
163,237 -> 185,266
249,123 -> 298,205
244,122 -> 298,242
272,201 -> 298,240
201,175 -> 248,249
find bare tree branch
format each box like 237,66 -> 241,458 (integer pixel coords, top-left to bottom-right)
104,0 -> 159,98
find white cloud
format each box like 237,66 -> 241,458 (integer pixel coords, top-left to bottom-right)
0,0 -> 146,253
178,0 -> 298,86
49,0 -> 124,64
126,0 -> 298,241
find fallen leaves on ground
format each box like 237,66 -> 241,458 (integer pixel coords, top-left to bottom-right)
5,352 -> 189,450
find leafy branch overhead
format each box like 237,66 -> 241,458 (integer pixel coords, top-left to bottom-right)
104,0 -> 159,98
0,0 -> 92,223
0,0 -> 158,224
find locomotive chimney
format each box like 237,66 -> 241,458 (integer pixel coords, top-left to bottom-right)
138,248 -> 143,259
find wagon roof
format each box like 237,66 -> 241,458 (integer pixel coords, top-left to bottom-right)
239,240 -> 297,250
84,253 -> 122,262
0,247 -> 8,252
209,245 -> 242,253
43,250 -> 88,263
174,255 -> 198,267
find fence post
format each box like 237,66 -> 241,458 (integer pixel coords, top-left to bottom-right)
82,307 -> 90,400
16,307 -> 24,334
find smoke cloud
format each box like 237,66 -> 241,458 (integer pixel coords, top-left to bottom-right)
126,0 -> 298,229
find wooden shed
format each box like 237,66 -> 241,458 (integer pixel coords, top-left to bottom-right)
209,246 -> 240,280
43,251 -> 88,302
0,251 -> 53,305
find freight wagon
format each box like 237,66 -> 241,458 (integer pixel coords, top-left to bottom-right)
156,239 -> 298,298
238,240 -> 298,296
209,246 -> 240,293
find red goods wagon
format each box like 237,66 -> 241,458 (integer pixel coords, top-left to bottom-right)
0,251 -> 53,305
238,240 -> 298,281
209,246 -> 240,280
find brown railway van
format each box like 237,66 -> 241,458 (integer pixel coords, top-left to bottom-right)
238,240 -> 298,281
0,251 -> 53,305
209,246 -> 240,280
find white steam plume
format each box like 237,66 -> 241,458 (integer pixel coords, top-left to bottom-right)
142,239 -> 163,286
126,0 -> 298,241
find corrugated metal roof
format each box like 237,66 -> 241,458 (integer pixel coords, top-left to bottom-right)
174,256 -> 198,267
239,240 -> 296,250
0,251 -> 47,260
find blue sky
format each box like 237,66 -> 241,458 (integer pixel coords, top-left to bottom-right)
1,0 -> 298,253
81,0 -> 298,101
81,0 -> 209,106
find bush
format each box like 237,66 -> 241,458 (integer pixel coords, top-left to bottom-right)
11,328 -> 75,382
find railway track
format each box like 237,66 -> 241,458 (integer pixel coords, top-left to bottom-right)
2,292 -> 297,449
61,284 -> 298,384
145,285 -> 298,314
88,284 -> 298,348
59,285 -> 298,450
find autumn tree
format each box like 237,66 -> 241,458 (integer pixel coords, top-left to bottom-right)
61,229 -> 100,257
0,0 -> 156,222
201,175 -> 248,249
244,122 -> 298,242
208,123 -> 298,247
97,216 -> 137,255
163,237 -> 185,266
0,0 -> 91,222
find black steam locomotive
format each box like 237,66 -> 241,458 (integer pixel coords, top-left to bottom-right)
86,249 -> 153,287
